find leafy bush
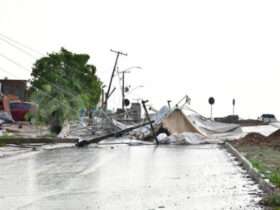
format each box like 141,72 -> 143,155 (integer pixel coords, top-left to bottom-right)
270,172 -> 280,188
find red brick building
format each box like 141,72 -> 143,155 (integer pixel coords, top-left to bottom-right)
0,79 -> 27,100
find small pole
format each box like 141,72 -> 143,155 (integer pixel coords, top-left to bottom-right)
210,105 -> 213,120
122,71 -> 125,111
101,85 -> 106,108
167,100 -> 171,110
208,97 -> 215,120
232,98 -> 236,115
141,100 -> 159,145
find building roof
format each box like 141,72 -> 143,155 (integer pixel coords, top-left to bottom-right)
0,79 -> 27,83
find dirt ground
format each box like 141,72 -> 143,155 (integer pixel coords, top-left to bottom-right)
1,123 -> 50,138
232,130 -> 280,189
234,129 -> 280,149
232,134 -> 280,210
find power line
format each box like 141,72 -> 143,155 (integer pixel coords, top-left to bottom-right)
0,32 -> 101,107
0,52 -> 31,72
0,66 -> 20,79
0,33 -> 99,96
0,65 -> 83,112
0,52 -> 80,97
0,32 -> 95,79
0,34 -> 102,115
0,32 -> 44,57
0,36 -> 38,59
0,52 -> 78,98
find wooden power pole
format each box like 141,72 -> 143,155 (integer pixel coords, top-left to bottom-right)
104,49 -> 127,110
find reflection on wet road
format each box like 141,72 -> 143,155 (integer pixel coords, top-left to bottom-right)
0,144 -> 263,210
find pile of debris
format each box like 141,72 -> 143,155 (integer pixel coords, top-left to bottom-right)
129,106 -> 240,145
234,129 -> 280,147
1,123 -> 50,138
156,132 -> 208,145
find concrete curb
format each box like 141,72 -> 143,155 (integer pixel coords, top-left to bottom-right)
0,137 -> 78,144
224,142 -> 276,194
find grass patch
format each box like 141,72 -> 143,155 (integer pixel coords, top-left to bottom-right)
233,144 -> 280,188
0,133 -> 18,146
270,172 -> 280,188
232,144 -> 280,209
251,159 -> 265,171
0,133 -> 15,146
261,192 -> 280,208
250,158 -> 280,188
0,142 -> 6,147
0,133 -> 15,139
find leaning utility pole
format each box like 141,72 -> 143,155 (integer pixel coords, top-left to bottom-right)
142,100 -> 159,145
104,49 -> 127,110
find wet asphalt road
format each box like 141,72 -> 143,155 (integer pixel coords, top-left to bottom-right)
0,144 -> 263,210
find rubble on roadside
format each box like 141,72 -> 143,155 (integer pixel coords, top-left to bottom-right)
2,101 -> 280,148
158,132 -> 224,145
1,123 -> 50,138
234,129 -> 280,147
129,106 -> 241,145
241,125 -> 279,137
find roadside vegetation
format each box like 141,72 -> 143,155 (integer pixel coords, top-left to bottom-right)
232,142 -> 280,209
0,133 -> 15,141
234,145 -> 280,188
261,192 -> 280,209
0,134 -> 14,146
29,48 -> 102,134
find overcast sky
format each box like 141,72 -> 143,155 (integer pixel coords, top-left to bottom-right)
0,0 -> 280,119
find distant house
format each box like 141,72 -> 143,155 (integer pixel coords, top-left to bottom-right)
0,79 -> 27,100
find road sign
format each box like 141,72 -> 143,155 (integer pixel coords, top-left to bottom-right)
124,98 -> 130,107
208,97 -> 215,105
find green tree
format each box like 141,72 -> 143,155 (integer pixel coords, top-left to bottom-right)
30,48 -> 102,133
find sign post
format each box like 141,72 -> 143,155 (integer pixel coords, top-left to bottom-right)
232,98 -> 236,115
208,97 -> 215,120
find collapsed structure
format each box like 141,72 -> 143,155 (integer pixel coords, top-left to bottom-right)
0,78 -> 278,146
70,103 -> 280,147
129,106 -> 242,145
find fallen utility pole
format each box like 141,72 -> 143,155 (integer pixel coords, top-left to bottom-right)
76,121 -> 153,147
141,100 -> 159,145
104,49 -> 127,110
